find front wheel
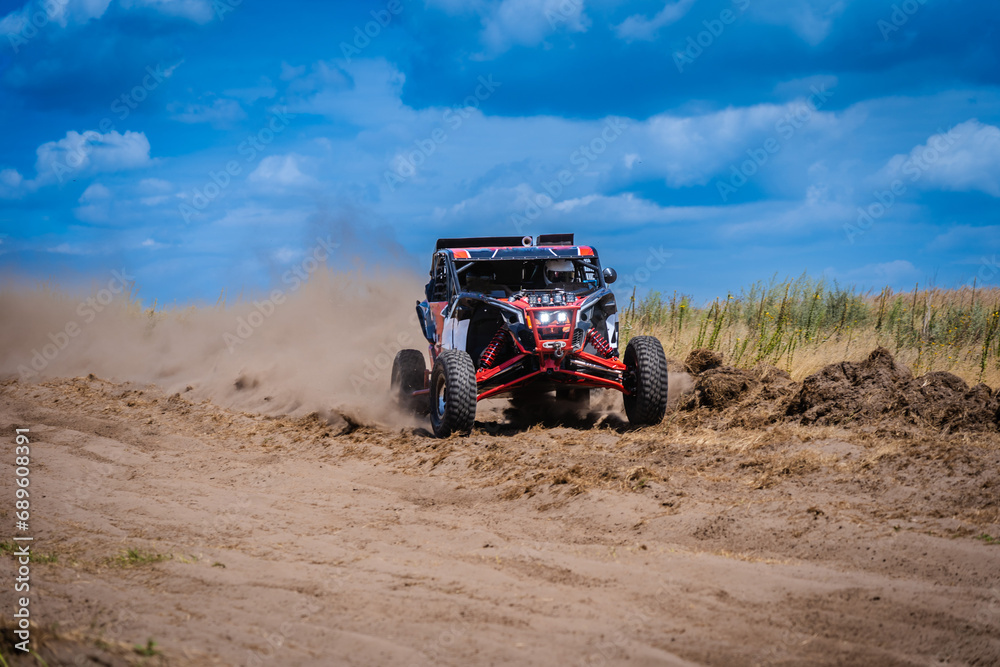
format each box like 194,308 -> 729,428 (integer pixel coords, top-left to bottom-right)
622,336 -> 668,427
430,350 -> 477,437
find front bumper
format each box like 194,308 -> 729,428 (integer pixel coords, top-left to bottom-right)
475,348 -> 627,400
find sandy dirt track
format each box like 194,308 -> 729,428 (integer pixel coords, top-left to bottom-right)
1,375 -> 999,666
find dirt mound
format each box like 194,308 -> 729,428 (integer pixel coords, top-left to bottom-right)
785,347 -> 912,426
681,351 -> 795,415
677,347 -> 998,432
902,372 -> 1000,431
685,348 -> 723,374
786,347 -> 999,431
688,367 -> 758,409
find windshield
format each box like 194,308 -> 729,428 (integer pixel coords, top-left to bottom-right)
456,258 -> 600,297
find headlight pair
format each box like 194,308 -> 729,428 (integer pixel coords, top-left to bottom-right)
537,310 -> 570,325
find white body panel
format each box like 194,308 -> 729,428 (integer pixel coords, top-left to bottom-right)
441,316 -> 469,352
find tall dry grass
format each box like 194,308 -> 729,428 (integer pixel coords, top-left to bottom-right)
621,275 -> 1000,387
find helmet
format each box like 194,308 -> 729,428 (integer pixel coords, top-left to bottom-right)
545,259 -> 575,284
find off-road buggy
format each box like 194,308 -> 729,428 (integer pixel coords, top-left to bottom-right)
391,234 -> 669,437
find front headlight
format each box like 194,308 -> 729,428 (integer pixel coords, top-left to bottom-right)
539,310 -> 569,324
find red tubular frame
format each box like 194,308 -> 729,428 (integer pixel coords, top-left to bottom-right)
417,297 -> 631,404
474,338 -> 628,400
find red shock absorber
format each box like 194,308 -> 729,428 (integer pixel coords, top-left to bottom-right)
479,328 -> 507,368
586,329 -> 617,358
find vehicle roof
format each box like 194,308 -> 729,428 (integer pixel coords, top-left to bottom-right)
440,245 -> 596,261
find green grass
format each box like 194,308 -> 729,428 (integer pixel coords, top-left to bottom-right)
975,533 -> 999,545
0,541 -> 58,563
621,274 -> 1000,386
134,638 -> 161,657
109,548 -> 172,567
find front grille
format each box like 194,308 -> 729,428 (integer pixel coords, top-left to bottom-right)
538,325 -> 571,341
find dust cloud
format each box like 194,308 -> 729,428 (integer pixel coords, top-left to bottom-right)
0,268 -> 426,424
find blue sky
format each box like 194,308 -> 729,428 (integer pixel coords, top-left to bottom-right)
1,0 -> 998,305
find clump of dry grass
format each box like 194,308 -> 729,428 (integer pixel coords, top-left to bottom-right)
621,275 -> 1000,387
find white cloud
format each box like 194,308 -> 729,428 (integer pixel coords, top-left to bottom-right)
79,182 -> 111,202
286,60 -> 351,95
75,183 -> 113,221
74,203 -> 109,223
750,0 -> 847,46
882,120 -> 1000,197
634,99 -> 841,187
286,59 -> 411,127
928,225 -> 1000,251
280,62 -> 307,81
2,0 -> 214,35
121,0 -> 214,23
46,243 -> 89,254
614,0 -> 695,42
136,178 -> 173,205
34,129 -> 152,185
248,154 -> 317,190
432,183 -> 720,229
273,247 -> 298,263
0,169 -> 24,199
137,177 -> 172,194
479,0 -> 590,54
0,130 -> 151,199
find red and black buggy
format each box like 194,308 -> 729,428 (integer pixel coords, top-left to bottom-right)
391,234 -> 669,437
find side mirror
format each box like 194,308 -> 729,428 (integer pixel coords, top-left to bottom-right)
603,267 -> 618,284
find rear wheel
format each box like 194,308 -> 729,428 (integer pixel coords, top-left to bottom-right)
391,349 -> 427,414
622,336 -> 668,426
430,350 -> 477,437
